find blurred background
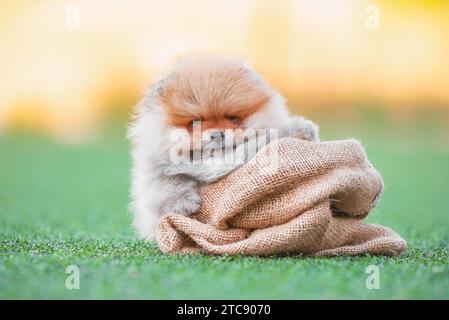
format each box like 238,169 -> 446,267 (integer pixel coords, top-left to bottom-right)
1,0 -> 448,140
0,0 -> 448,299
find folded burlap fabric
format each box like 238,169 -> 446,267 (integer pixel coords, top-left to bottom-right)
157,138 -> 407,256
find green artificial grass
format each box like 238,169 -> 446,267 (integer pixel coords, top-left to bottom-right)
1,114 -> 448,299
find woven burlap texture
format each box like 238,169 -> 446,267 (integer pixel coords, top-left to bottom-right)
157,138 -> 406,256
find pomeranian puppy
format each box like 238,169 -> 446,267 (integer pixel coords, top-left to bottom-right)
128,55 -> 319,240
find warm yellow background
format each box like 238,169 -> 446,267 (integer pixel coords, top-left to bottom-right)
1,0 -> 448,139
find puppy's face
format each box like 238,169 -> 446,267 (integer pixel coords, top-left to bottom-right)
155,57 -> 275,154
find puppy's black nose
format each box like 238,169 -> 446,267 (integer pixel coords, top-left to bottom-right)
210,131 -> 224,142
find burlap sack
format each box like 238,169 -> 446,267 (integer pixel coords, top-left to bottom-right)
157,138 -> 406,256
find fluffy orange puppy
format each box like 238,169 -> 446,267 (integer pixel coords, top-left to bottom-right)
128,55 -> 319,240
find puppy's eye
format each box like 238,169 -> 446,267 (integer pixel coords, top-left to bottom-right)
226,115 -> 239,123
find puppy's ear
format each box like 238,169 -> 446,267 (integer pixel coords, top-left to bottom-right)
241,67 -> 268,91
238,66 -> 250,74
153,78 -> 165,96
